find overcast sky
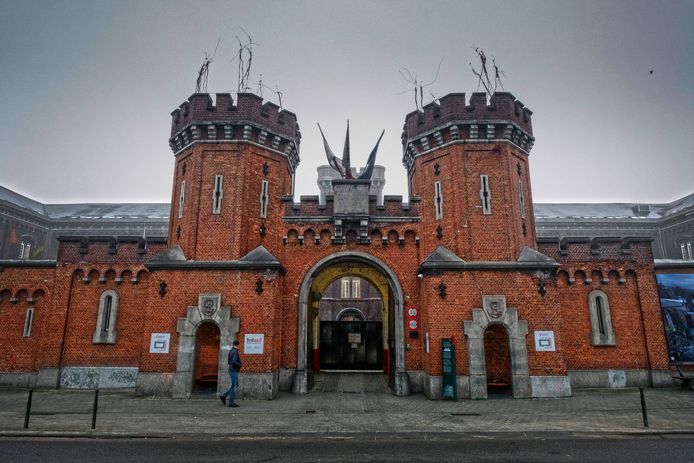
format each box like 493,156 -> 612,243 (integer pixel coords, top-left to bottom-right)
0,0 -> 692,205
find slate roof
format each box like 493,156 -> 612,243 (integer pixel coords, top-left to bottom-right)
2,184 -> 692,222
534,191 -> 694,220
0,185 -> 169,220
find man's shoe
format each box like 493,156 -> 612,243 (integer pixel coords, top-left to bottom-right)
229,403 -> 239,408
220,396 -> 226,405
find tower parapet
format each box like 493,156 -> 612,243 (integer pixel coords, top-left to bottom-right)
401,92 -> 534,171
169,93 -> 301,171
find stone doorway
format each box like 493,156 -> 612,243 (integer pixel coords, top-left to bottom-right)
484,324 -> 512,396
173,293 -> 239,399
464,295 -> 531,399
193,322 -> 220,394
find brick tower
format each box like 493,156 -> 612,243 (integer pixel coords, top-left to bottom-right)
402,92 -> 536,261
167,93 -> 301,260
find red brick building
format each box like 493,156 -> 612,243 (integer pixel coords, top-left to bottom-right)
0,91 -> 684,399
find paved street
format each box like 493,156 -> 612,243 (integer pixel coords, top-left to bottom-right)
1,434 -> 693,462
0,380 -> 692,437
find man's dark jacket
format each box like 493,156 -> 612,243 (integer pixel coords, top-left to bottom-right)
228,347 -> 242,372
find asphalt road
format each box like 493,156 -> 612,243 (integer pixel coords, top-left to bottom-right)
1,433 -> 693,462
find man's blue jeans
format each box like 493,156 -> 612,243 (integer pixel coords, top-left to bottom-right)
222,371 -> 239,405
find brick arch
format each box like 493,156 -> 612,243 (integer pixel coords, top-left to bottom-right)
0,288 -> 11,304
287,229 -> 299,245
463,295 -> 532,399
303,228 -> 315,244
295,251 -> 408,396
172,293 -> 240,398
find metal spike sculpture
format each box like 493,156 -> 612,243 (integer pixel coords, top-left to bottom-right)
318,122 -> 385,180
195,39 -> 220,93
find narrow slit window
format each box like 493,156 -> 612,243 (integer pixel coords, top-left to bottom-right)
18,241 -> 25,259
682,243 -> 687,259
434,181 -> 443,220
480,175 -> 491,214
102,295 -> 113,333
93,290 -> 118,344
595,296 -> 606,336
518,180 -> 526,219
589,290 -> 615,346
688,242 -> 693,260
212,175 -> 224,214
178,181 -> 186,219
260,180 -> 269,218
23,307 -> 34,337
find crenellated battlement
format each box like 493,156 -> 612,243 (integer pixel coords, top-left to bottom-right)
282,194 -> 421,220
403,92 -> 532,138
169,93 -> 301,170
401,92 -> 535,171
171,93 -> 298,138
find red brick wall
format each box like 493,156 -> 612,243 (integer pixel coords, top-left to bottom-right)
420,271 -> 567,377
0,266 -> 55,372
168,143 -> 292,261
408,143 -> 536,262
538,240 -> 670,372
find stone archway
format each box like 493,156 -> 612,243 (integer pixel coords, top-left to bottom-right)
463,295 -> 531,399
173,293 -> 240,398
293,252 -> 409,396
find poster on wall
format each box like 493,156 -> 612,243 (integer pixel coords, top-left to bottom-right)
656,274 -> 694,363
149,333 -> 170,354
534,331 -> 556,351
244,334 -> 265,354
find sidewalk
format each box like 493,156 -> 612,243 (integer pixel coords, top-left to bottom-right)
0,385 -> 692,438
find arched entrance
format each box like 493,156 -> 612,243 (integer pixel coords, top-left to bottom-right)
464,295 -> 532,399
483,324 -> 512,395
293,252 -> 410,396
193,322 -> 220,393
172,293 -> 240,399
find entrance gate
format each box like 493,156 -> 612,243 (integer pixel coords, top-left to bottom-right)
294,252 -> 410,396
320,321 -> 383,370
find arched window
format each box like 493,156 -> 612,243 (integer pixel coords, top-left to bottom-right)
18,238 -> 32,260
93,290 -> 119,344
588,290 -> 615,346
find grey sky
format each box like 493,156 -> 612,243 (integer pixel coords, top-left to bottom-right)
0,0 -> 692,205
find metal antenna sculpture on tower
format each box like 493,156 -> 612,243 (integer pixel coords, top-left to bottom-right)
397,59 -> 444,111
195,39 -> 220,93
233,28 -> 258,93
470,47 -> 505,97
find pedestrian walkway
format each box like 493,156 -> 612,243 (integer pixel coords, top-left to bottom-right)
0,381 -> 692,437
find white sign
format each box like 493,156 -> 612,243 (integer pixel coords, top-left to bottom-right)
244,333 -> 265,354
407,307 -> 418,317
408,319 -> 418,330
534,331 -> 556,352
149,333 -> 170,354
348,333 -> 362,344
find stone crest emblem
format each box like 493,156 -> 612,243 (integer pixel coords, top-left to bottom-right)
483,295 -> 506,320
198,294 -> 221,317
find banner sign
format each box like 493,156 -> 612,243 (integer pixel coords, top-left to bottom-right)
656,274 -> 694,363
244,333 -> 265,354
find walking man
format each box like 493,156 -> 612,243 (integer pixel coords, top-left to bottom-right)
220,339 -> 242,407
